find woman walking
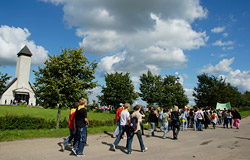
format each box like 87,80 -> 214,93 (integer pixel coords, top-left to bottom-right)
233,109 -> 241,129
171,106 -> 180,140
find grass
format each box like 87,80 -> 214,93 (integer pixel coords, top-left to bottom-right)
239,110 -> 250,118
0,105 -> 115,121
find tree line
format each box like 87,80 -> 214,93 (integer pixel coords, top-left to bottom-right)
1,48 -> 249,128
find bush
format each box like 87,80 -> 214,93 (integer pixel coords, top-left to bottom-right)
0,114 -> 115,130
94,108 -> 104,113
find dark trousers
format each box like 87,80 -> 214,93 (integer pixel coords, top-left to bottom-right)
127,130 -> 145,152
172,122 -> 180,138
114,125 -> 129,147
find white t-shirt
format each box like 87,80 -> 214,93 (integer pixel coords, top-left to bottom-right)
196,110 -> 204,120
120,110 -> 130,125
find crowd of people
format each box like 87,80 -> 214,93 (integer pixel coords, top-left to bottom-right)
60,99 -> 242,157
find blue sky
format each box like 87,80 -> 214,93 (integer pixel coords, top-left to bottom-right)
0,0 -> 249,106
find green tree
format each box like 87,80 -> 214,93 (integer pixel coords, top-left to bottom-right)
241,91 -> 250,107
160,75 -> 188,108
139,70 -> 188,108
139,70 -> 162,106
33,48 -> 98,128
0,64 -> 11,95
98,72 -> 138,108
193,73 -> 241,108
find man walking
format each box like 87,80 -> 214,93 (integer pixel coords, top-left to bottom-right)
72,98 -> 89,157
111,103 -> 130,151
112,103 -> 124,138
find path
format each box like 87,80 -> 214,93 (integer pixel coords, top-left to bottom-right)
1,116 -> 250,160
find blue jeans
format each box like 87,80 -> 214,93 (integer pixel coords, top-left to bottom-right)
150,122 -> 155,136
62,128 -> 75,146
198,119 -> 203,131
182,118 -> 187,131
163,122 -> 168,137
113,121 -> 120,137
218,117 -> 222,125
73,127 -> 87,155
127,130 -> 145,152
114,125 -> 129,147
194,121 -> 197,131
159,119 -> 163,131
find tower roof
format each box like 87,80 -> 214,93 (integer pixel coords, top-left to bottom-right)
17,45 -> 32,57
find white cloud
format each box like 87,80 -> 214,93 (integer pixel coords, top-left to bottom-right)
211,27 -> 225,33
223,33 -> 228,37
200,57 -> 234,74
184,88 -> 195,106
212,40 -> 234,47
220,69 -> 250,92
43,0 -> 208,76
0,25 -> 48,66
88,86 -> 102,104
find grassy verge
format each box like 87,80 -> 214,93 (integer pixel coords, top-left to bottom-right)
0,126 -> 117,142
239,110 -> 250,118
0,105 -> 115,121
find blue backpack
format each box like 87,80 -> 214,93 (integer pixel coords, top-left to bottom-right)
129,117 -> 138,132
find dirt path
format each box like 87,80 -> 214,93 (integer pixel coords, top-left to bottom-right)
1,116 -> 250,160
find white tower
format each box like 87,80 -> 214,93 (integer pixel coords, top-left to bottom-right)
16,46 -> 32,89
0,46 -> 36,105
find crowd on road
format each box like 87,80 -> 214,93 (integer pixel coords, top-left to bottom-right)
59,98 -> 242,157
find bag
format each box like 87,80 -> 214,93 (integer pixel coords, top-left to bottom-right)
129,117 -> 138,132
212,114 -> 215,119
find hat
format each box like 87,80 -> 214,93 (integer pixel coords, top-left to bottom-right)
120,103 -> 124,106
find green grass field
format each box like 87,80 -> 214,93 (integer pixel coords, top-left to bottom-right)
0,105 -> 249,142
0,105 -> 115,121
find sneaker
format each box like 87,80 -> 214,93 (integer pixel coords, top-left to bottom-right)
128,151 -> 132,154
60,143 -> 65,152
72,148 -> 77,155
163,136 -> 166,139
77,154 -> 86,157
111,144 -> 116,151
142,147 -> 148,152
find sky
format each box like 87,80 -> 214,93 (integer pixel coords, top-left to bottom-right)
0,0 -> 249,106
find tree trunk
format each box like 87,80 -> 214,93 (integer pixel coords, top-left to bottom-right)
56,105 -> 62,129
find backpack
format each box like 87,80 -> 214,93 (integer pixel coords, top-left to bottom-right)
212,114 -> 215,119
129,117 -> 138,132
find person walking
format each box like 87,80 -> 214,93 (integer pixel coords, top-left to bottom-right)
233,108 -> 241,129
171,106 -> 180,140
211,110 -> 218,129
162,108 -> 170,138
158,108 -> 164,131
127,105 -> 147,154
111,103 -> 130,151
196,107 -> 204,131
112,103 -> 124,138
148,108 -> 158,136
60,102 -> 79,151
72,98 -> 89,157
181,108 -> 188,131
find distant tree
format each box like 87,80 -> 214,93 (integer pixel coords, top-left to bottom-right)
193,73 -> 241,108
241,91 -> 250,107
98,72 -> 138,108
33,48 -> 98,128
139,70 -> 162,106
160,75 -> 188,108
139,70 -> 188,108
0,64 -> 11,95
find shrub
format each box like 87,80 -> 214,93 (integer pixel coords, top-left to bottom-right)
0,114 -> 115,130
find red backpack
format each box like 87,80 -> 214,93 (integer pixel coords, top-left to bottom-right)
212,114 -> 215,119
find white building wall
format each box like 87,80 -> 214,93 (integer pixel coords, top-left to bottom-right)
16,56 -> 31,89
0,81 -> 17,105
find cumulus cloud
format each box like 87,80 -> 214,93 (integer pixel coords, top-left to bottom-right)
220,69 -> 250,92
200,57 -> 234,74
88,86 -> 102,104
184,88 -> 195,106
42,0 -> 208,75
211,27 -> 225,33
0,25 -> 48,66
